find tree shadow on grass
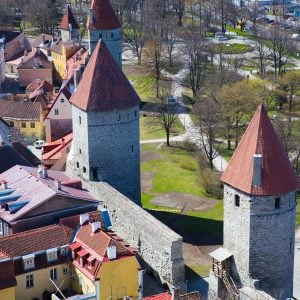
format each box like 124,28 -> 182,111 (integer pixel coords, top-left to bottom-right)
145,209 -> 223,246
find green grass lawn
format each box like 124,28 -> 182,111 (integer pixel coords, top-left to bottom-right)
128,74 -> 156,100
217,142 -> 235,162
211,43 -> 253,55
140,116 -> 185,140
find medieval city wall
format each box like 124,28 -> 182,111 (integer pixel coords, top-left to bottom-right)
83,180 -> 186,290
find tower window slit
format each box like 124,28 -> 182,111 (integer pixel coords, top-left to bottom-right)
275,197 -> 281,209
235,195 -> 240,207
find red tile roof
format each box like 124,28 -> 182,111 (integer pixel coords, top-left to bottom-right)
87,0 -> 121,30
144,292 -> 172,300
60,5 -> 79,30
221,104 -> 300,195
0,224 -> 73,258
70,222 -> 137,280
70,40 -> 140,112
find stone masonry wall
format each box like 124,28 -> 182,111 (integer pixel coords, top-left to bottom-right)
82,180 -> 186,290
224,184 -> 296,299
88,28 -> 122,67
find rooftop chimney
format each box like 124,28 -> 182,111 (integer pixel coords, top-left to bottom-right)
80,213 -> 89,225
55,180 -> 61,190
107,245 -> 117,260
42,166 -> 48,179
91,221 -> 101,233
89,8 -> 94,25
37,165 -> 43,178
253,154 -> 262,187
171,287 -> 179,300
74,68 -> 81,91
1,180 -> 8,190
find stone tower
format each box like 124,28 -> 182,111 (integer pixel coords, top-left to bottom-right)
212,104 -> 298,299
87,0 -> 122,67
68,39 -> 141,204
60,5 -> 79,42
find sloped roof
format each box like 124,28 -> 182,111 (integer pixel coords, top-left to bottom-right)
0,224 -> 73,258
221,104 -> 300,195
12,142 -> 41,166
17,50 -> 52,69
0,165 -> 99,222
60,5 -> 79,30
144,293 -> 172,300
87,0 -> 121,30
70,40 -> 140,112
0,100 -> 42,120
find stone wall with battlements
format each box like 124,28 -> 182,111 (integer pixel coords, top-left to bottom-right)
81,180 -> 186,290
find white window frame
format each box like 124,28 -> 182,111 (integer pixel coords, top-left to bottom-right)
50,268 -> 58,281
22,254 -> 35,270
26,274 -> 34,288
46,248 -> 58,263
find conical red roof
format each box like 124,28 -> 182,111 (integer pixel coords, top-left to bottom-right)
87,0 -> 121,30
70,40 -> 140,112
60,5 -> 79,30
221,104 -> 300,195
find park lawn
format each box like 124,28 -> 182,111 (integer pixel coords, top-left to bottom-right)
128,74 -> 156,100
212,43 -> 253,54
140,116 -> 185,140
226,25 -> 254,39
141,144 -> 207,197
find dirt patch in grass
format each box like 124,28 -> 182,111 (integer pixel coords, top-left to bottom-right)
151,192 -> 217,213
141,172 -> 154,194
123,64 -> 151,77
141,151 -> 162,162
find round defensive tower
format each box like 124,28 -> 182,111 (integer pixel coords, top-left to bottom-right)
68,39 -> 140,204
221,105 -> 298,299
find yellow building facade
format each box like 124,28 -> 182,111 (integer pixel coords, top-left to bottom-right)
71,256 -> 140,300
14,263 -> 70,300
0,287 -> 16,300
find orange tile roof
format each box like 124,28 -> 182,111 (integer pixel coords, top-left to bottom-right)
221,104 -> 300,195
87,0 -> 121,30
60,5 -> 79,30
70,40 -> 140,112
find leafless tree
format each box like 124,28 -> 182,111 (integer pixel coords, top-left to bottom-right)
172,0 -> 185,26
193,97 -> 221,170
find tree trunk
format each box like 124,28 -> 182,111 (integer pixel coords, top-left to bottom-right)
166,129 -> 170,146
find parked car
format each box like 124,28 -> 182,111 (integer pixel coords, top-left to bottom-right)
33,140 -> 45,149
218,36 -> 229,41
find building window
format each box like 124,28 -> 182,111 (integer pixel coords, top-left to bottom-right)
76,162 -> 79,168
30,122 -> 35,128
55,109 -> 59,115
60,98 -> 64,103
83,166 -> 86,173
235,195 -> 240,207
117,114 -> 121,121
26,274 -> 34,288
134,111 -> 137,117
63,267 -> 68,275
79,148 -> 81,154
21,122 -> 26,128
47,249 -> 58,262
99,33 -> 102,38
9,121 -> 14,127
23,254 -> 35,270
275,197 -> 281,209
50,268 -> 58,281
131,145 -> 134,153
111,32 -> 114,38
60,246 -> 68,256
79,116 -> 81,125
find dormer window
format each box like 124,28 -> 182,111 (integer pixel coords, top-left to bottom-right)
22,254 -> 35,270
60,245 -> 69,256
46,248 -> 58,262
